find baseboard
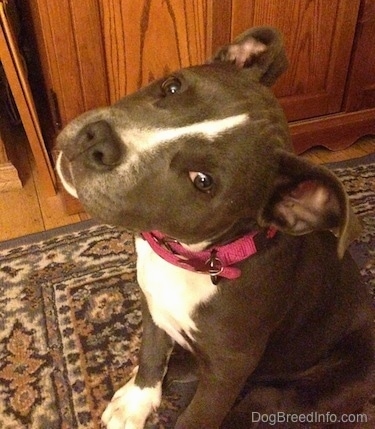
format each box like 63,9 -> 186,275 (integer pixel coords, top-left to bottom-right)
290,108 -> 375,154
0,161 -> 22,192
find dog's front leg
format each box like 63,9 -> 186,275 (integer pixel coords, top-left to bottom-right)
175,357 -> 251,429
102,293 -> 174,429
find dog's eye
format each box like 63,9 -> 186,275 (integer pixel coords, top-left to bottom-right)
189,172 -> 214,192
161,77 -> 182,95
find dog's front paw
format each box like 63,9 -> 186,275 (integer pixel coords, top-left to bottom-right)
102,368 -> 162,429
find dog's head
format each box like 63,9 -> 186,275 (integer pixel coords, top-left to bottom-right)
57,27 -> 360,255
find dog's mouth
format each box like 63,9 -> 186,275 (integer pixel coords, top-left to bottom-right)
56,152 -> 78,198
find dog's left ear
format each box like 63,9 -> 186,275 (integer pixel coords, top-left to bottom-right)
259,151 -> 362,258
212,26 -> 288,86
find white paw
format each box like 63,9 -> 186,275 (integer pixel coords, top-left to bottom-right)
102,367 -> 162,429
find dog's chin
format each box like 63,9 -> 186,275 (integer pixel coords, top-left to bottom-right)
56,152 -> 78,198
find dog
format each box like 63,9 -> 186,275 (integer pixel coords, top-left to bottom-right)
56,27 -> 374,428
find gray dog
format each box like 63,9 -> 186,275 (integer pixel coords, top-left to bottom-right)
57,27 -> 374,429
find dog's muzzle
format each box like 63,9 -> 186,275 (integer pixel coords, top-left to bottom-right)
57,120 -> 125,196
62,120 -> 123,169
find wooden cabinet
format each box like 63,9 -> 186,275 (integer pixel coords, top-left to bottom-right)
26,0 -> 212,126
1,0 -> 55,195
99,0 -> 210,103
24,0 -> 374,192
287,0 -> 375,152
231,0 -> 360,122
345,0 -> 375,112
27,0 -> 108,129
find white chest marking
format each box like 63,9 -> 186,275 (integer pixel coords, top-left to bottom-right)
135,237 -> 217,349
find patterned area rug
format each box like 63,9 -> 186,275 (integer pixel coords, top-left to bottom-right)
0,153 -> 374,429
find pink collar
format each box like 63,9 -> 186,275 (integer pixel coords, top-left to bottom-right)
141,227 -> 277,284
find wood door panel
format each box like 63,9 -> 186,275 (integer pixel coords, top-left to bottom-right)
99,0 -> 211,103
231,0 -> 360,121
33,0 -> 85,126
31,0 -> 108,127
69,0 -> 109,113
345,0 -> 375,112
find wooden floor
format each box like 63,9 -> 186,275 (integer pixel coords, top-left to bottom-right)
0,125 -> 90,242
0,126 -> 374,242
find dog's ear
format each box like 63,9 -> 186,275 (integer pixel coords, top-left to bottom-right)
212,26 -> 288,86
259,151 -> 362,258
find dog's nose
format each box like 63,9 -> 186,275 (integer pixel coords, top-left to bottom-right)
79,120 -> 123,170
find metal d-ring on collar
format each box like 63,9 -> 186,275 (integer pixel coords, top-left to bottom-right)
152,234 -> 225,284
162,237 -> 224,284
206,249 -> 223,285
159,236 -> 180,254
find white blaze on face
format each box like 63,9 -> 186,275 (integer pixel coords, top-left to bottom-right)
56,112 -> 249,196
120,113 -> 249,152
151,113 -> 249,144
